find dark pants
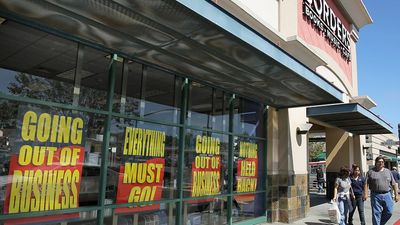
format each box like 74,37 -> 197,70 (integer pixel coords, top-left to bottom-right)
349,194 -> 365,225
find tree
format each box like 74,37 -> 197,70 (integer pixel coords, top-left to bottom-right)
309,142 -> 325,162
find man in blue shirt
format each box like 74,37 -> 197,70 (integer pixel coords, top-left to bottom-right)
364,156 -> 399,225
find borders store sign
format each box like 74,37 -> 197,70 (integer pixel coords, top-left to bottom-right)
303,0 -> 351,61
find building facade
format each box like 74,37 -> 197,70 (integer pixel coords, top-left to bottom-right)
366,133 -> 399,170
0,0 -> 392,225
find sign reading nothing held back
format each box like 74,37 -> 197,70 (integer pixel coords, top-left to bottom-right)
5,106 -> 88,225
115,127 -> 166,213
235,141 -> 258,202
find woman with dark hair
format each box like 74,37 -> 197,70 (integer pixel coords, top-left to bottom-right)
348,164 -> 365,225
333,166 -> 354,225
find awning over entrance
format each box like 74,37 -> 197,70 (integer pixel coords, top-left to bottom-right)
380,151 -> 397,162
0,0 -> 343,108
307,103 -> 392,134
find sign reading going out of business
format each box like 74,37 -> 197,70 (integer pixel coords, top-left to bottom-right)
303,0 -> 351,61
115,127 -> 166,213
4,106 -> 88,225
190,135 -> 221,201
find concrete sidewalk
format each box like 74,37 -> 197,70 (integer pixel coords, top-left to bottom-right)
266,192 -> 400,225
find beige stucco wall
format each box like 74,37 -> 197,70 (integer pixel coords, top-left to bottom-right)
231,0 -> 279,30
267,107 -> 308,175
214,0 -> 359,98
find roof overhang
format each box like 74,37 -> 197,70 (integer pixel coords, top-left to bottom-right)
0,0 -> 343,108
335,0 -> 373,30
307,103 -> 392,135
351,96 -> 377,109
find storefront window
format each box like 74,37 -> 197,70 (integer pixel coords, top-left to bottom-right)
113,63 -> 181,124
182,198 -> 227,225
188,83 -> 228,132
103,202 -> 176,225
232,192 -> 266,223
0,19 -> 268,225
107,118 -> 179,210
213,91 -> 229,132
78,46 -> 114,110
233,98 -> 264,138
113,61 -> 142,117
142,67 -> 180,123
0,21 -> 77,104
232,137 -> 266,222
183,130 -> 228,198
188,82 -> 212,129
0,100 -> 106,224
233,137 -> 265,194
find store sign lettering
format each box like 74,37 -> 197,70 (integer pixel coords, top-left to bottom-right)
191,135 -> 221,199
235,141 -> 258,202
4,107 -> 88,225
115,127 -> 166,214
303,0 -> 351,61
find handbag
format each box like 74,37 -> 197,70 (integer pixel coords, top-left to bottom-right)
328,200 -> 341,224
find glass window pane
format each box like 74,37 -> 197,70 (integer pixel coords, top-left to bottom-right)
4,210 -> 110,225
113,61 -> 142,117
104,202 -> 176,225
183,130 -> 228,198
188,82 -> 212,129
142,66 -> 180,123
213,91 -> 229,132
232,192 -> 266,223
183,198 -> 227,225
0,100 -> 106,219
188,83 -> 228,132
107,118 -> 179,209
78,46 -> 112,110
233,98 -> 264,137
0,21 -> 77,104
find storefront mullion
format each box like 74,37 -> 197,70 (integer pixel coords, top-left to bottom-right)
227,94 -> 235,225
96,54 -> 117,225
175,78 -> 189,225
262,106 -> 268,192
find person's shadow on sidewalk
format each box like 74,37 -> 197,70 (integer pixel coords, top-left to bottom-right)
310,193 -> 329,207
305,219 -> 334,225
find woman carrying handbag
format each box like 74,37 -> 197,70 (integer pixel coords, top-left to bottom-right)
333,166 -> 355,225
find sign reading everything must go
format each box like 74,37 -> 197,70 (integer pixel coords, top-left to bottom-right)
303,0 -> 351,61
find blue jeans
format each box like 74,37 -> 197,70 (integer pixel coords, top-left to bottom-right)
337,196 -> 350,225
349,194 -> 365,225
318,181 -> 324,192
370,192 -> 394,225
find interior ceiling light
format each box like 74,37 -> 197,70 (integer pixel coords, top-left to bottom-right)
0,17 -> 6,24
56,68 -> 93,80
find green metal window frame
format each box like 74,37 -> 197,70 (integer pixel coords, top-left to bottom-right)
0,17 -> 269,225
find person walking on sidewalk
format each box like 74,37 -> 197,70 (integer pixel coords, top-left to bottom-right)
348,165 -> 366,225
364,156 -> 399,225
333,166 -> 354,225
392,167 -> 400,187
316,167 -> 325,193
